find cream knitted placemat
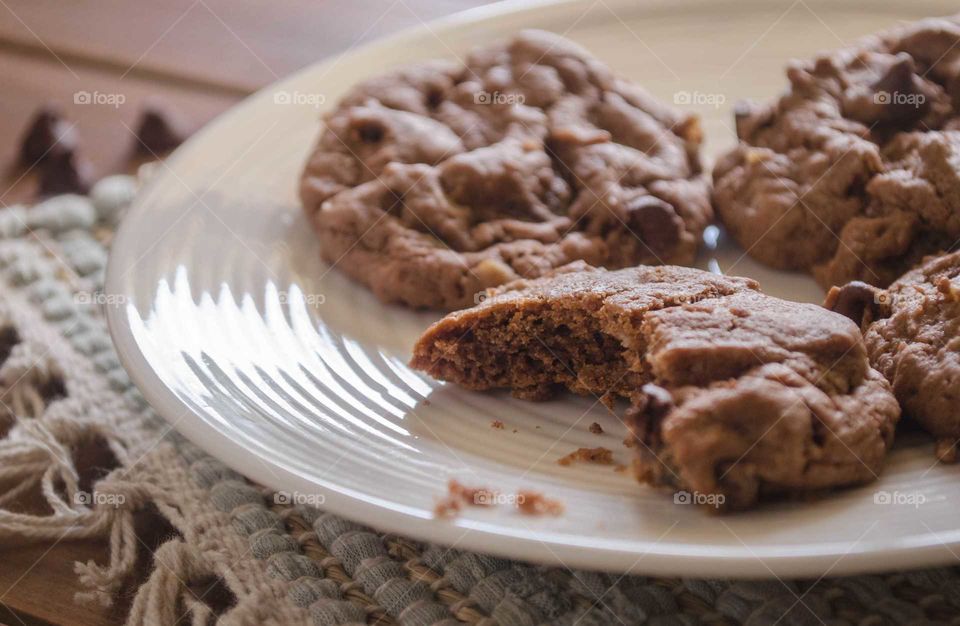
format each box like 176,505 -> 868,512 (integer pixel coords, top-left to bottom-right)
1,179 -> 959,626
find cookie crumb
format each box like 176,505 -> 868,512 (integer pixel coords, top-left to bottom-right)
588,422 -> 603,435
435,479 -> 499,518
512,429 -> 518,433
449,479 -> 498,507
491,420 -> 505,430
557,447 -> 614,466
613,464 -> 628,473
516,491 -> 564,516
433,497 -> 462,519
623,436 -> 636,449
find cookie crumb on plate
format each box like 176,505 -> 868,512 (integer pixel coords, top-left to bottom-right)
434,479 -> 499,518
516,491 -> 564,516
558,447 -> 614,466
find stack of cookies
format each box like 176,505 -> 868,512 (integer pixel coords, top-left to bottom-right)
299,21 -> 960,511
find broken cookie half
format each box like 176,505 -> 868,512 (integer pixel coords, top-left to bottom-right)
411,263 -> 900,511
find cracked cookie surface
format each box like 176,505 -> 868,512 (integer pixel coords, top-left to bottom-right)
713,15 -> 960,290
300,30 -> 710,309
828,250 -> 960,462
411,263 -> 899,510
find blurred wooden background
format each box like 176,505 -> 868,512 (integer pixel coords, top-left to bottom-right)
0,0 -> 491,205
0,2 -> 489,624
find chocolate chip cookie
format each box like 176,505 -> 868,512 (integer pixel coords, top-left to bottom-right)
714,15 -> 960,290
300,30 -> 711,309
411,263 -> 900,510
826,250 -> 960,462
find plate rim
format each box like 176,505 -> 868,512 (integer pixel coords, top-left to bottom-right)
104,0 -> 960,577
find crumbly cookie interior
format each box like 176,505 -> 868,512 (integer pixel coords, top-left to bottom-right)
410,297 -> 642,401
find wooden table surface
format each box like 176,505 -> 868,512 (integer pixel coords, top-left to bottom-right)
0,2 -> 488,624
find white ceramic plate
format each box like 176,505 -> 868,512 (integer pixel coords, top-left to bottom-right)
105,0 -> 960,577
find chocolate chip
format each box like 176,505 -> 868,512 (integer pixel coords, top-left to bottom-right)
380,189 -> 404,215
425,87 -> 444,110
18,106 -> 77,166
628,384 -> 674,420
639,383 -> 673,418
37,148 -> 92,196
353,120 -> 385,144
871,53 -> 916,97
625,196 -> 681,256
625,383 -> 674,444
868,53 -> 930,122
823,280 -> 891,327
134,105 -> 185,154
